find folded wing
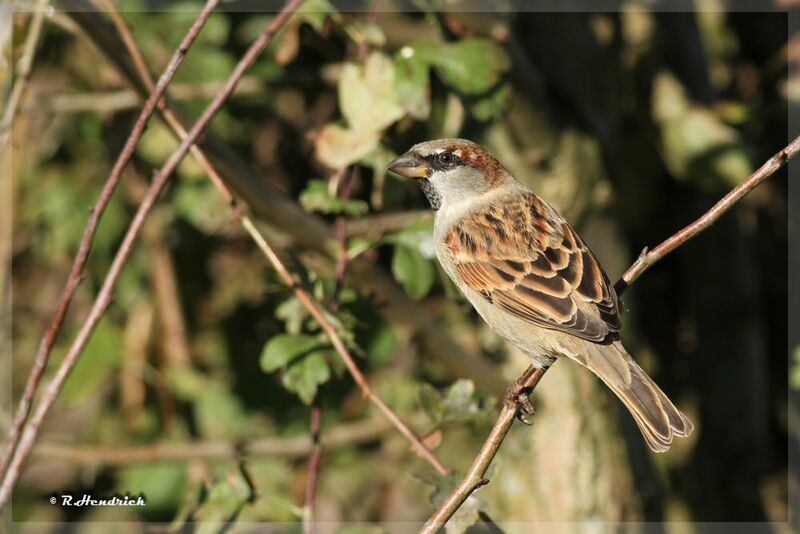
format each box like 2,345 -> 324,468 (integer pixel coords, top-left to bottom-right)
446,192 -> 621,342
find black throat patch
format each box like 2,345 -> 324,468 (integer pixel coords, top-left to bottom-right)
417,179 -> 442,211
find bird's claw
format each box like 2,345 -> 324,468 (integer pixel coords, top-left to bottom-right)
505,379 -> 537,425
516,392 -> 536,425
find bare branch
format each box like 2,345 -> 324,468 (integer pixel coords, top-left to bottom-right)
421,367 -> 545,534
240,216 -> 449,476
344,210 -> 433,239
31,78 -> 263,114
100,7 -> 450,477
0,0 -> 220,484
615,134 -> 800,295
34,414 -> 407,465
67,11 -> 508,396
0,0 -> 49,143
0,0 -> 304,509
303,400 -> 322,534
423,133 -> 799,531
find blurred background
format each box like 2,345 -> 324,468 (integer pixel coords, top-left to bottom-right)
2,1 -> 793,530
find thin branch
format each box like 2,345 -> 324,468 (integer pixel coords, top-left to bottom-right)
333,167 -> 355,306
34,414 -> 401,465
303,400 -> 322,534
421,367 -> 545,534
0,0 -> 304,510
344,210 -> 432,239
33,77 -> 263,114
615,134 -> 800,295
301,167 -> 353,534
0,0 -> 220,483
0,0 -> 50,143
68,10 -> 509,397
102,5 -> 450,478
240,216 -> 449,476
423,133 -> 799,531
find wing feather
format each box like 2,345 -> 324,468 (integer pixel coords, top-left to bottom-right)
446,192 -> 622,342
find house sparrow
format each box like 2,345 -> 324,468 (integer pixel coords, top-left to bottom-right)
388,138 -> 693,453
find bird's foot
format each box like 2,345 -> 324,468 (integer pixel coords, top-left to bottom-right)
504,375 -> 537,425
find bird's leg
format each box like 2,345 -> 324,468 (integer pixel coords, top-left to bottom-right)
504,365 -> 539,425
516,392 -> 536,425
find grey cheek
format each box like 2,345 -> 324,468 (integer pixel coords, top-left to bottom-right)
418,179 -> 442,211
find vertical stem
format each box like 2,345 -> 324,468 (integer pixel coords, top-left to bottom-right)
303,399 -> 322,534
0,0 -> 49,140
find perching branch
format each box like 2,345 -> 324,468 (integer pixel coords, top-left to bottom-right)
422,134 -> 798,532
97,2 -> 450,480
421,367 -> 545,534
0,0 -> 221,486
0,0 -> 304,510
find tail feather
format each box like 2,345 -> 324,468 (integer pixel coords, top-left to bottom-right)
579,341 -> 693,453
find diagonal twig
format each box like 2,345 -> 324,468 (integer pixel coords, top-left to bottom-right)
101,5 -> 449,477
0,0 -> 304,510
615,134 -> 800,295
0,0 -> 221,483
0,0 -> 49,143
422,134 -> 798,532
240,216 -> 449,476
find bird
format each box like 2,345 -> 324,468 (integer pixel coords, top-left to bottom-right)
387,138 -> 693,453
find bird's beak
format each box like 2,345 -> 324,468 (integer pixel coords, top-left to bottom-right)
387,152 -> 430,179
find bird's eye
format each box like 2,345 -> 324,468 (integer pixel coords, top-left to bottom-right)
438,152 -> 455,166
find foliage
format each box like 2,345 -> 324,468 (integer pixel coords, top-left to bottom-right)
7,3 -> 789,529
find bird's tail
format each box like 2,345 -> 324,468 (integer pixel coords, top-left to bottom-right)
580,341 -> 693,453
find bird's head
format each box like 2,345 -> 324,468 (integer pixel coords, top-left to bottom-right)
387,138 -> 514,211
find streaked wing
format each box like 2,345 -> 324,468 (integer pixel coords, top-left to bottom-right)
446,192 -> 621,342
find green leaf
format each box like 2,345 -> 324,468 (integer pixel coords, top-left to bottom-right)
315,124 -> 381,170
282,351 -> 331,404
260,334 -> 325,372
346,236 -> 374,260
339,52 -> 404,131
405,38 -> 510,95
173,180 -> 230,233
299,180 -> 369,216
297,0 -> 342,31
469,82 -> 510,121
62,319 -> 122,403
653,71 -> 752,189
275,296 -> 309,336
363,322 -> 397,367
418,383 -> 444,424
344,20 -> 386,48
169,366 -> 211,401
392,244 -> 434,300
118,463 -> 186,518
316,53 -> 407,169
195,385 -> 251,440
393,54 -> 430,119
418,380 -> 495,427
192,472 -> 252,530
173,469 -> 256,531
136,122 -> 206,179
385,219 -> 436,258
